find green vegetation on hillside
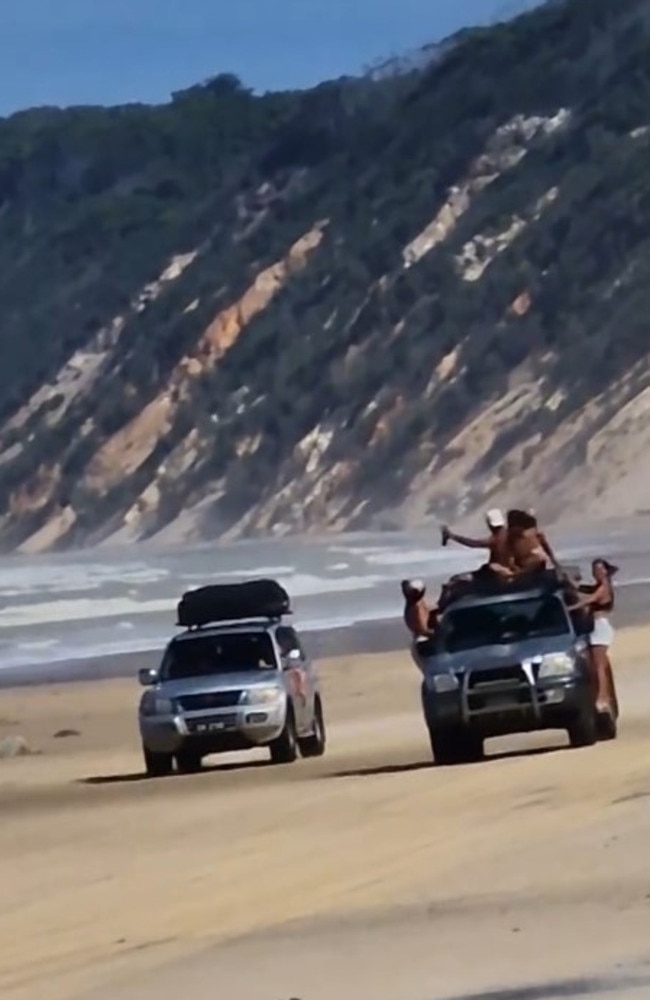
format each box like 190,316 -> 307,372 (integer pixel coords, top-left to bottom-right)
0,0 -> 650,548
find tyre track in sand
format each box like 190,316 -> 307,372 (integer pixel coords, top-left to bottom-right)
0,636 -> 649,1000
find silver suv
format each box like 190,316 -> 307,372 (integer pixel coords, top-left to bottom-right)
138,619 -> 326,776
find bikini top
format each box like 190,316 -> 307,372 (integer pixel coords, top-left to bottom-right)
579,581 -> 614,612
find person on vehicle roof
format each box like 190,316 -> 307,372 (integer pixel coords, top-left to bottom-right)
506,509 -> 559,574
441,509 -> 512,578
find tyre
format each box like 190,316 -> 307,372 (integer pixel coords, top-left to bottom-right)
429,726 -> 483,766
595,709 -> 617,742
143,746 -> 174,778
175,747 -> 203,774
298,695 -> 326,758
269,706 -> 298,764
606,662 -> 620,719
567,703 -> 598,748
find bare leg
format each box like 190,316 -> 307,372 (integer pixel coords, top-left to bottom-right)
591,645 -> 613,714
487,563 -> 514,579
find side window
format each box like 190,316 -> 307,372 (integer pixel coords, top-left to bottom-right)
275,626 -> 305,661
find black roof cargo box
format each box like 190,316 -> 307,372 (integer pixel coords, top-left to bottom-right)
177,578 -> 291,629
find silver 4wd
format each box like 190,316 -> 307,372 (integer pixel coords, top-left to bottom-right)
419,580 -> 612,766
138,619 -> 326,777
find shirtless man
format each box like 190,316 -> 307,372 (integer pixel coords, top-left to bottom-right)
441,509 -> 512,577
506,509 -> 560,573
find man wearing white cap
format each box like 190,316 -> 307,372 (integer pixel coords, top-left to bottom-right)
441,509 -> 512,575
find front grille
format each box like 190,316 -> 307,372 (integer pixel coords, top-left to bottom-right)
468,665 -> 526,688
177,690 -> 242,712
466,664 -> 532,712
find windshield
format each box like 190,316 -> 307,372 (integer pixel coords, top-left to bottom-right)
160,632 -> 276,681
441,595 -> 570,653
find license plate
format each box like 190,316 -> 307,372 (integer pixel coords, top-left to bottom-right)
191,716 -> 236,733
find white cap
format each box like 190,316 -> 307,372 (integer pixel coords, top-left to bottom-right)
485,508 -> 505,529
408,579 -> 425,593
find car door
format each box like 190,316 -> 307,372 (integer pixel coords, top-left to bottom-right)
293,628 -> 317,720
275,625 -> 310,734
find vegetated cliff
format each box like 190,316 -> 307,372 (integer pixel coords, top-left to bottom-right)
1,0 -> 650,553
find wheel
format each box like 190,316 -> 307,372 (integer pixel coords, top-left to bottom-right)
298,695 -> 326,758
175,747 -> 203,774
567,703 -> 598,748
269,706 -> 298,764
595,709 -> 617,742
606,662 -> 620,720
429,727 -> 483,766
143,746 -> 174,778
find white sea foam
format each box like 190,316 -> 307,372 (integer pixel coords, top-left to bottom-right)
363,548 -> 475,569
0,596 -> 174,629
178,566 -> 296,584
0,561 -> 170,597
0,572 -> 388,630
0,604 -> 401,670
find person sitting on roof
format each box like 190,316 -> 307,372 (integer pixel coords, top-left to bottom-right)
506,509 -> 560,574
441,509 -> 513,578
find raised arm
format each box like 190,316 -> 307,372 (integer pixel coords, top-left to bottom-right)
537,529 -> 560,569
416,602 -> 435,636
442,527 -> 491,550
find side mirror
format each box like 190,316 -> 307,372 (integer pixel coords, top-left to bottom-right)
138,667 -> 159,687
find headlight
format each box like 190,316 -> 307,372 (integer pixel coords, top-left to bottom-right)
242,686 -> 284,705
538,652 -> 576,679
426,672 -> 459,694
140,693 -> 177,716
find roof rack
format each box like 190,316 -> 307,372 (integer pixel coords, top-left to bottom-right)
440,567 -> 571,611
175,613 -> 291,630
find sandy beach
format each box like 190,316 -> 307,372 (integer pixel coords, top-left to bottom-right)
1,625 -> 650,1000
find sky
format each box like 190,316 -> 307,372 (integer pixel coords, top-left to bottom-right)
0,0 -> 541,117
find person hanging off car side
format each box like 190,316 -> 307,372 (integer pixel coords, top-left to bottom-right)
401,579 -> 438,674
567,558 -> 619,721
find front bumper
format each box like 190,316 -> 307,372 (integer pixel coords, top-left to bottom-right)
140,703 -> 286,754
422,672 -> 591,738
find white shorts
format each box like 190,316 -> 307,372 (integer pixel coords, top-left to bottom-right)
590,616 -> 614,648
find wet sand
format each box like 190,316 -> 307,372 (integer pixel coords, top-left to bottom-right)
1,626 -> 650,999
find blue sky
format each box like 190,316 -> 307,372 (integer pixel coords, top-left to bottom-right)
1,0 -> 539,116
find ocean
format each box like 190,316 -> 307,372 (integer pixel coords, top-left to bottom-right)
0,520 -> 647,679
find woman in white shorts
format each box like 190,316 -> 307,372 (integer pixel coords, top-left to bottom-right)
572,559 -> 618,716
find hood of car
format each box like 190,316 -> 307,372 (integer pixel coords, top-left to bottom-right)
426,634 -> 578,674
156,669 -> 282,697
